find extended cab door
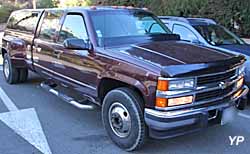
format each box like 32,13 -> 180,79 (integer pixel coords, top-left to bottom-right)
33,10 -> 64,79
3,10 -> 42,69
50,13 -> 98,97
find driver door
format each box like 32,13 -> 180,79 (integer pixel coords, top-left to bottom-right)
51,13 -> 97,96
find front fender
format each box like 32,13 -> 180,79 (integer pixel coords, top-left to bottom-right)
99,72 -> 149,96
98,71 -> 158,107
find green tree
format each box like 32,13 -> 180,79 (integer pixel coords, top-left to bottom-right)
37,0 -> 55,8
37,0 -> 59,8
98,0 -> 250,37
59,0 -> 92,7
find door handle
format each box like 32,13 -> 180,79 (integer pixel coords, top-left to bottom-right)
53,50 -> 63,55
32,45 -> 41,53
36,47 -> 42,52
27,45 -> 31,51
52,61 -> 62,65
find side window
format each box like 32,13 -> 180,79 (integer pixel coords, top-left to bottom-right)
59,14 -> 88,43
39,10 -> 63,41
7,11 -> 39,33
173,25 -> 198,41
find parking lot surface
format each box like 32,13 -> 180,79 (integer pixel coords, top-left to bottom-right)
0,67 -> 249,154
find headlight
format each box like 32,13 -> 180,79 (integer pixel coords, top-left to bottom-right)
169,79 -> 195,90
157,78 -> 195,91
156,78 -> 195,108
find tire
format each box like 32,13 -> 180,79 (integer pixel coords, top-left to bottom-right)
3,54 -> 19,84
18,68 -> 28,83
247,93 -> 250,104
102,87 -> 146,151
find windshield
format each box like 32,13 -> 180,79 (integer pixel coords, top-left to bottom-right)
194,25 -> 245,46
90,10 -> 172,46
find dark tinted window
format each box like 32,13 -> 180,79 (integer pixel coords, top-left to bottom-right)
194,25 -> 244,46
59,14 -> 88,43
7,10 -> 39,33
39,10 -> 63,41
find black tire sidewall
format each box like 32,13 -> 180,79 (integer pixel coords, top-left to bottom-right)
19,68 -> 28,83
102,88 -> 145,151
3,54 -> 19,84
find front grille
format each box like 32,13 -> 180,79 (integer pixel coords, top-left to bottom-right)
197,69 -> 236,86
195,84 -> 235,102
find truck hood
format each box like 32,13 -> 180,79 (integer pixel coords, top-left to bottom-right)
161,55 -> 245,77
109,41 -> 235,67
218,44 -> 250,56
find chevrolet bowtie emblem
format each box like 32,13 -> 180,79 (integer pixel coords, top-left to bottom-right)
219,81 -> 227,89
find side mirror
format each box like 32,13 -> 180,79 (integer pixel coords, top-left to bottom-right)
63,38 -> 92,50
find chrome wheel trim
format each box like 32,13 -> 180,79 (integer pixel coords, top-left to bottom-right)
108,102 -> 131,138
3,58 -> 10,79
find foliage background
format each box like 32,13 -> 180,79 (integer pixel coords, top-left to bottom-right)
98,0 -> 250,37
0,0 -> 249,37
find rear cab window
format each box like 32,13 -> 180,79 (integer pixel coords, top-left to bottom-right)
7,10 -> 40,34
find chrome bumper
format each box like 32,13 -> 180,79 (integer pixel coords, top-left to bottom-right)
145,85 -> 248,139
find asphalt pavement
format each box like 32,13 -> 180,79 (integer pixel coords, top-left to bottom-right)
0,68 -> 249,154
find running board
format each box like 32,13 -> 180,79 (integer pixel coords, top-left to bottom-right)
40,82 -> 95,110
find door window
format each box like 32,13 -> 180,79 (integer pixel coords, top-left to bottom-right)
39,10 -> 63,41
59,14 -> 88,43
173,24 -> 198,41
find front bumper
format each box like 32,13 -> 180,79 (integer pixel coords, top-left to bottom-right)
145,85 -> 249,139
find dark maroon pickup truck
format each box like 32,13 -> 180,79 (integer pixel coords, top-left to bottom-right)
1,7 -> 249,151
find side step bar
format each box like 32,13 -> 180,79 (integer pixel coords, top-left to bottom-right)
40,82 -> 96,110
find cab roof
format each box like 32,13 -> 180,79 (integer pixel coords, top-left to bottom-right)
15,6 -> 149,13
159,16 -> 217,26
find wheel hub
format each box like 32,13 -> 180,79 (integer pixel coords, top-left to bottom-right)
3,58 -> 10,79
108,102 -> 131,138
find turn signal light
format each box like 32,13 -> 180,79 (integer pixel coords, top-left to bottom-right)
127,6 -> 134,9
90,6 -> 97,10
168,96 -> 193,107
156,97 -> 167,108
234,90 -> 242,98
155,96 -> 193,108
157,79 -> 168,91
112,6 -> 118,9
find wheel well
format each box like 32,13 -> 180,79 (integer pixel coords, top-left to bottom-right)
98,78 -> 145,105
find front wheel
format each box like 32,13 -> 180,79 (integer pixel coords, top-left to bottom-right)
102,87 -> 146,151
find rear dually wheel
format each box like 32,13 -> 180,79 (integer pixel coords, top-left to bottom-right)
3,54 -> 19,84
